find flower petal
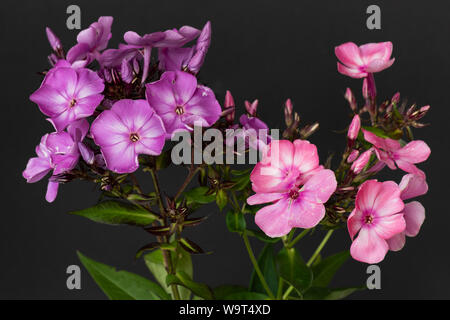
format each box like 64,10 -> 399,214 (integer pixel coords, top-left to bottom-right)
373,213 -> 406,239
45,181 -> 59,203
254,198 -> 291,238
101,140 -> 138,173
350,227 -> 389,264
403,201 -> 425,237
247,193 -> 285,205
288,197 -> 325,229
394,140 -> 431,164
399,174 -> 428,200
387,232 -> 406,252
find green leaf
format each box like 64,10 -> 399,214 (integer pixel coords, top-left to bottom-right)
70,200 -> 157,226
230,173 -> 251,191
77,251 -> 169,300
362,126 -> 391,139
226,210 -> 246,233
213,285 -> 248,300
303,286 -> 362,300
312,251 -> 350,287
184,187 -> 216,205
179,238 -> 205,254
250,244 -> 279,295
135,242 -> 176,260
223,291 -> 269,300
144,247 -> 192,300
216,189 -> 228,211
166,271 -> 213,300
246,229 -> 280,243
276,247 -> 313,294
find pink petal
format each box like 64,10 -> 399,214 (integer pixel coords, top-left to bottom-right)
394,140 -> 431,164
363,129 -> 401,151
90,108 -> 129,147
301,169 -> 337,203
255,199 -> 291,238
247,193 -> 284,205
395,160 -> 425,178
250,162 -> 290,193
347,209 -> 362,240
184,85 -> 221,127
288,197 -> 325,229
337,62 -> 367,78
335,42 -> 364,68
387,232 -> 406,252
74,68 -> 105,99
403,201 -> 425,237
359,42 -> 393,64
101,141 -> 139,173
355,180 -> 382,212
371,181 -> 404,217
373,213 -> 406,239
23,157 -> 52,183
45,181 -> 59,203
350,227 -> 389,264
293,139 -> 319,174
365,58 -> 395,73
399,174 -> 428,200
30,86 -> 68,117
67,119 -> 90,142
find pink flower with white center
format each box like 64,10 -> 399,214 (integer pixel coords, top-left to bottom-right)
23,120 -> 91,202
67,16 -> 113,66
250,140 -> 323,194
30,66 -> 104,132
90,99 -> 166,174
387,174 -> 428,251
248,169 -> 337,237
348,180 -> 406,264
145,71 -> 221,138
335,42 -> 395,78
363,129 -> 431,178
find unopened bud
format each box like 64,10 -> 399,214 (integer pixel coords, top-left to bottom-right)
347,149 -> 359,163
224,90 -> 235,123
284,98 -> 293,127
347,114 -> 361,141
245,99 -> 258,117
300,122 -> 319,139
350,149 -> 373,174
46,27 -> 62,52
345,88 -> 357,111
391,92 -> 400,105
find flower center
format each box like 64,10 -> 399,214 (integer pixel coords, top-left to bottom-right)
69,98 -> 77,108
129,132 -> 140,142
364,214 -> 374,224
175,105 -> 185,115
288,189 -> 300,200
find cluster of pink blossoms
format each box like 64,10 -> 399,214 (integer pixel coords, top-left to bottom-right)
23,17 -> 222,200
247,41 -> 430,264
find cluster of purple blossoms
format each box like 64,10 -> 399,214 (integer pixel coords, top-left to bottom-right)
23,17 -> 225,201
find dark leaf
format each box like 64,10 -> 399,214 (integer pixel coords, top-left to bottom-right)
250,244 -> 279,295
312,251 -> 350,287
179,238 -> 205,254
225,210 -> 246,233
276,247 -> 313,294
166,271 -> 213,300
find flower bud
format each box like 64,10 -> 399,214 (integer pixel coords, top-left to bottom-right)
224,90 -> 235,123
347,114 -> 361,141
245,99 -> 258,117
284,98 -> 293,127
391,92 -> 400,105
350,149 -> 372,174
46,27 -> 62,51
344,88 -> 357,111
362,78 -> 369,100
347,149 -> 359,163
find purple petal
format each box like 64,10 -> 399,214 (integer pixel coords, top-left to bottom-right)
45,181 -> 59,203
23,157 -> 52,183
101,141 -> 138,173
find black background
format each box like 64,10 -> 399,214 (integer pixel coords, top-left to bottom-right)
1,0 -> 449,299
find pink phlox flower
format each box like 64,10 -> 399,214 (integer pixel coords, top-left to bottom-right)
348,180 -> 406,264
363,129 -> 430,178
335,41 -> 395,78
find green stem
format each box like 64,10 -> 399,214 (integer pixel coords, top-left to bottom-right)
242,232 -> 275,299
149,168 -> 181,300
282,286 -> 294,300
306,229 -> 334,267
287,229 -> 309,248
174,166 -> 201,201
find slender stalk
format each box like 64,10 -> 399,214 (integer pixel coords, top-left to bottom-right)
306,229 -> 334,267
174,166 -> 201,201
282,286 -> 294,300
276,277 -> 284,299
149,168 -> 181,300
242,232 -> 275,299
287,229 -> 309,249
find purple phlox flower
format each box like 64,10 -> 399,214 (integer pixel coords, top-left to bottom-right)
66,16 -> 113,67
90,99 -> 166,173
30,65 -> 104,132
226,114 -> 271,151
159,21 -> 211,74
145,71 -> 221,139
22,119 -> 91,202
124,25 -> 200,83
